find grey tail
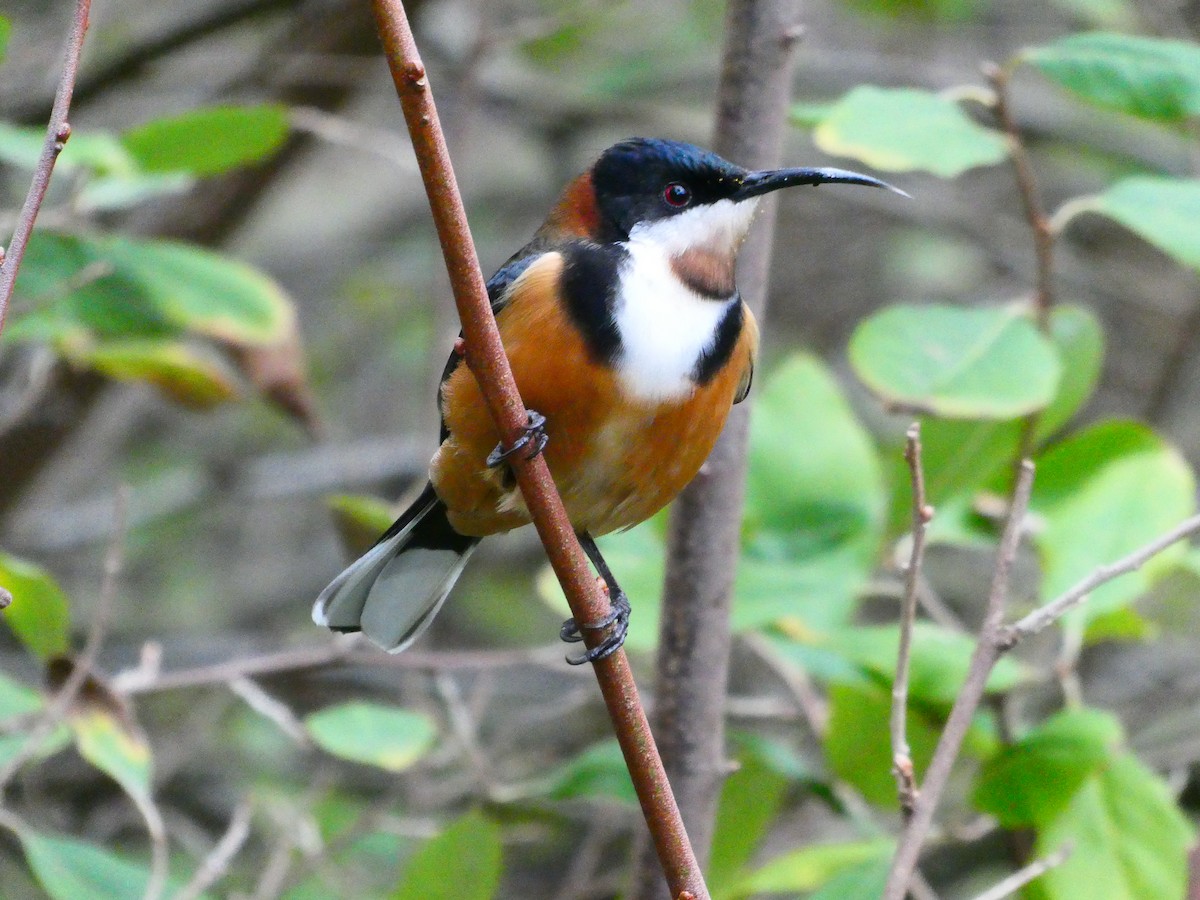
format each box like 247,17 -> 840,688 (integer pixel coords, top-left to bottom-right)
313,483 -> 479,653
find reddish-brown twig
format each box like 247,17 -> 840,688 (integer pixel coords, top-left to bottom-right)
0,0 -> 92,336
368,2 -> 707,895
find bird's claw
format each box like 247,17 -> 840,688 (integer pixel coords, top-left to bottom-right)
486,410 -> 548,468
562,591 -> 631,665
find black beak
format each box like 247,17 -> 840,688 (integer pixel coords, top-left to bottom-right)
732,166 -> 909,201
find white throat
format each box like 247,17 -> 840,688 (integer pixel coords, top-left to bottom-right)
612,240 -> 738,404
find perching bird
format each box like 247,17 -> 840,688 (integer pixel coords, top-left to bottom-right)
314,137 -> 899,663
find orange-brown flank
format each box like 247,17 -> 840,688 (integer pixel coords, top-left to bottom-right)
431,252 -> 758,537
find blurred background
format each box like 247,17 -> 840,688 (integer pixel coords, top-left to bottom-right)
2,0 -> 1199,897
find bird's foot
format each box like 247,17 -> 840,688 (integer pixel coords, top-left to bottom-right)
486,410 -> 548,468
561,590 -> 631,665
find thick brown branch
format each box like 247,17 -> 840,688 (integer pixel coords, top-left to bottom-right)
368,2 -> 706,895
0,0 -> 91,337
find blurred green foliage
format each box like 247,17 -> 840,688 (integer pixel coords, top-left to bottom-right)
1,11 -> 1199,900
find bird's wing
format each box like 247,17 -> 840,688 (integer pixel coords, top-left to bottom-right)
436,249 -> 555,439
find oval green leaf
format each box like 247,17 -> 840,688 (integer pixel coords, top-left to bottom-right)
824,682 -> 940,807
0,551 -> 71,659
1083,176 -> 1200,272
709,751 -> 790,897
972,708 -> 1123,828
733,838 -> 894,897
305,701 -> 436,772
121,104 -> 291,176
391,810 -> 501,900
813,86 -> 1008,177
1024,32 -> 1200,121
544,740 -> 636,805
1033,421 -> 1196,623
850,304 -> 1061,419
18,830 -> 157,900
824,622 -> 1030,706
1028,754 -> 1193,900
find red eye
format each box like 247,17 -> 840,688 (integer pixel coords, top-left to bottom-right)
663,182 -> 692,207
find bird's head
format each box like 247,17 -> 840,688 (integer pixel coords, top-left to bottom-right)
583,137 -> 902,254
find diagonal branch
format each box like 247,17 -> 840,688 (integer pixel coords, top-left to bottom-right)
368,2 -> 707,896
0,0 -> 92,337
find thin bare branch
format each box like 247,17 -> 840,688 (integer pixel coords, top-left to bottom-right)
368,3 -> 706,895
892,422 -> 932,820
969,842 -> 1073,900
1001,512 -> 1200,646
175,802 -> 254,900
0,0 -> 92,336
884,461 -> 1035,900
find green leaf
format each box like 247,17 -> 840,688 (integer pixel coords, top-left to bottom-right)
1028,754 -> 1193,900
0,17 -> 11,64
391,811 -> 501,900
0,673 -> 71,772
0,123 -> 137,176
882,304 -> 1104,537
305,702 -> 437,772
17,830 -> 156,900
824,623 -> 1030,707
10,232 -> 297,356
120,104 -> 291,176
807,855 -> 892,900
732,838 -> 893,896
0,551 -> 71,659
812,86 -> 1008,177
543,740 -> 636,805
1033,421 -> 1196,623
849,304 -> 1061,419
973,708 -> 1123,828
743,354 -> 884,629
709,752 -> 790,898
1024,32 -> 1200,121
824,682 -> 940,807
327,493 -> 399,556
69,338 -> 240,407
72,710 -> 153,806
0,671 -> 43,721
1037,304 -> 1106,440
1083,177 -> 1200,272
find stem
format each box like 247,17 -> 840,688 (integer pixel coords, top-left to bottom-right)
884,462 -> 1035,899
368,3 -> 706,895
0,0 -> 92,337
891,423 -> 932,819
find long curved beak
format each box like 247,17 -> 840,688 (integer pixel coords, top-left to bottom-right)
733,166 -> 909,200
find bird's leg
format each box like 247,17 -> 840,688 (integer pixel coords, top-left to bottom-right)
486,410 -> 548,468
561,531 -> 631,665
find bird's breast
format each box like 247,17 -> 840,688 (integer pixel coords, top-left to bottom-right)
612,241 -> 739,404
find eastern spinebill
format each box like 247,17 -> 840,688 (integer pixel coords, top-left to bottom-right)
314,137 -> 902,663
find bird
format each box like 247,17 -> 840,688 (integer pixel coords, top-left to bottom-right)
314,136 -> 901,663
